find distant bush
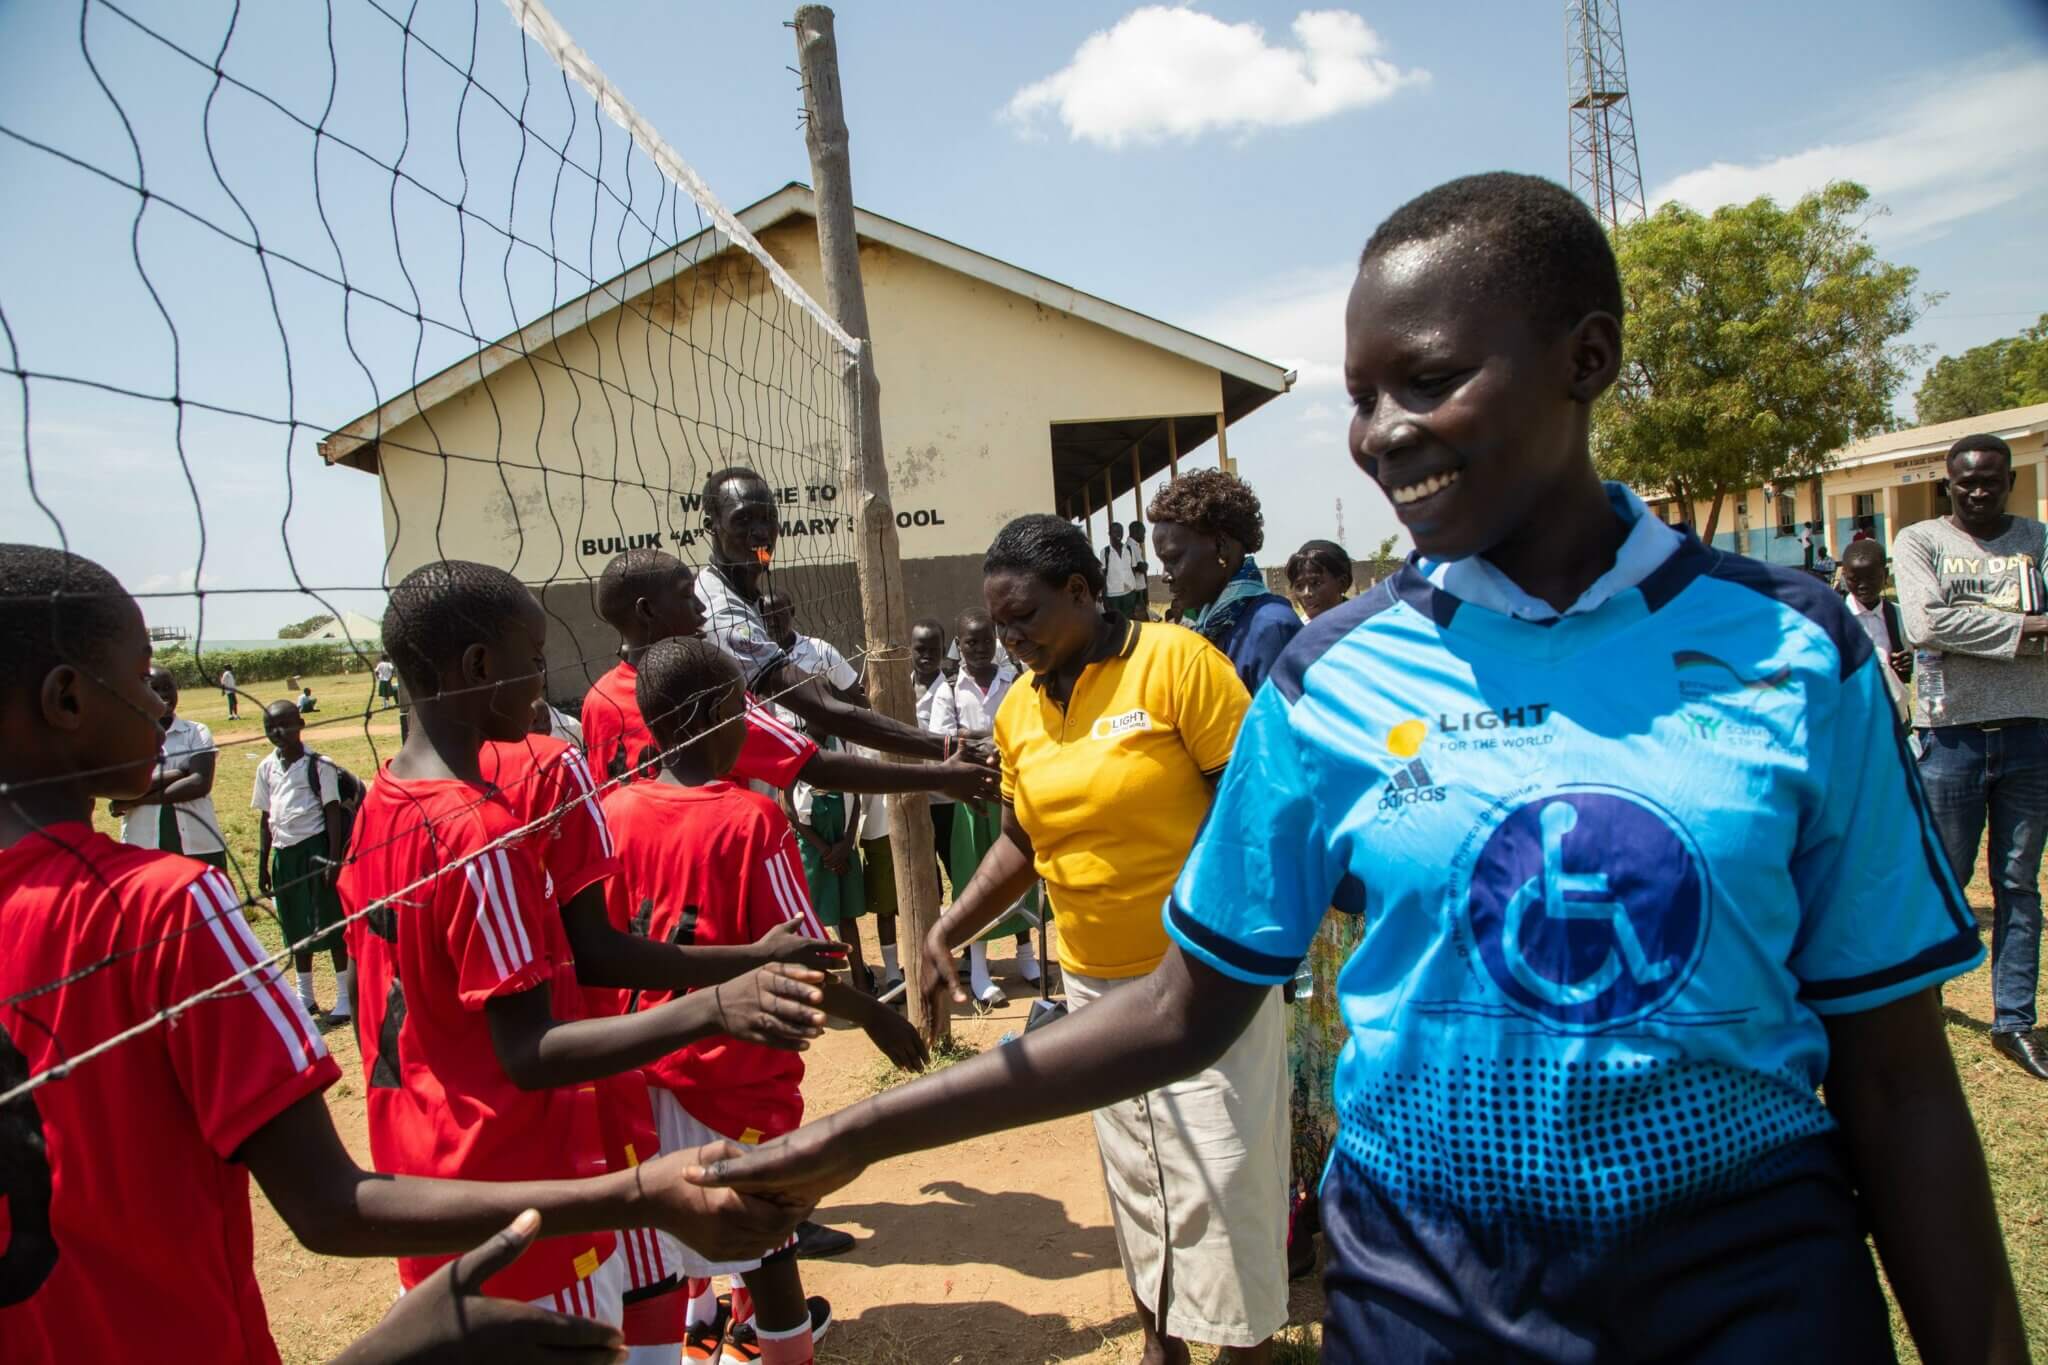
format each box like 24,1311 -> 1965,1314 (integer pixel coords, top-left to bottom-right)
158,643 -> 367,688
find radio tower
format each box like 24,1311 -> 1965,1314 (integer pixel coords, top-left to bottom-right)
1335,497 -> 1348,550
1566,0 -> 1645,229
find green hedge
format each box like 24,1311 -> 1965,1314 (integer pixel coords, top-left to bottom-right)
157,644 -> 368,688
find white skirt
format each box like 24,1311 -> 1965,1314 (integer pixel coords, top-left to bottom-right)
1066,970 -> 1291,1346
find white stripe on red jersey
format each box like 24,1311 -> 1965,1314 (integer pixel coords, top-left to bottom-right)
191,871 -> 322,1071
743,697 -> 809,754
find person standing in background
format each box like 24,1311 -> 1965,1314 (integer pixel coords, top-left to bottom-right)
1896,432 -> 2048,1080
1285,540 -> 1354,621
219,663 -> 239,720
1102,520 -> 1144,622
375,653 -> 399,709
111,664 -> 226,872
1837,540 -> 1912,724
1127,521 -> 1151,621
1146,469 -> 1301,693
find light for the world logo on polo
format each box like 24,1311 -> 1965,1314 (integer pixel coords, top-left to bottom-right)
1464,786 -> 1709,1030
1379,718 -> 1446,809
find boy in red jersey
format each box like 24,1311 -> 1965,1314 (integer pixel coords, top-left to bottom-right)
582,548 -> 995,803
0,544 -> 817,1365
342,560 -> 836,1327
604,637 -> 928,1364
477,725 -> 844,1362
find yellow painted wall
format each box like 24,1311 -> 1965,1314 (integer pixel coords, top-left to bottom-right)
370,222 -> 1225,585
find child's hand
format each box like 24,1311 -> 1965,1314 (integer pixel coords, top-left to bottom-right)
332,1210 -> 624,1364
258,865 -> 274,898
932,756 -> 999,803
752,919 -> 849,972
862,999 -> 930,1072
643,1144 -> 816,1260
709,965 -> 830,1050
686,1125 -> 865,1212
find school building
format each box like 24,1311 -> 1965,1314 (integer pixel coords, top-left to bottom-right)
1641,401 -> 2048,566
318,183 -> 1292,698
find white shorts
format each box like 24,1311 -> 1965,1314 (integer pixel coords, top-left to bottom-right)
526,1247 -> 627,1325
648,1087 -> 797,1279
1067,971 -> 1291,1347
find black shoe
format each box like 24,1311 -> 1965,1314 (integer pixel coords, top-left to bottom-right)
793,1219 -> 856,1258
1993,1030 -> 2048,1080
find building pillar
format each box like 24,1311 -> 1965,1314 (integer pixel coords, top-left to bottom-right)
2036,458 -> 2048,526
1167,418 -> 1179,480
1882,483 -> 1901,556
1215,412 -> 1233,477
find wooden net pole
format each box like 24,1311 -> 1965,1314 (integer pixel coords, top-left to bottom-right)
793,4 -> 948,1042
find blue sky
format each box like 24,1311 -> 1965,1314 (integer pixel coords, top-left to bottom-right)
3,0 -> 2044,639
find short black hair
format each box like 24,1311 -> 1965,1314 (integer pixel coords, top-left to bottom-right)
956,607 -> 992,633
1839,539 -> 1886,569
912,617 -> 947,641
0,543 -> 133,698
1362,172 -> 1623,333
635,635 -> 742,749
1286,539 -> 1353,584
1127,521 -> 1145,537
383,560 -> 536,694
597,548 -> 685,627
983,514 -> 1106,597
702,465 -> 771,520
1146,468 -> 1266,554
1948,433 -> 2014,474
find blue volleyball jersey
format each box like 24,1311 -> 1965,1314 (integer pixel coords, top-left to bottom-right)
1166,533 -> 1981,1340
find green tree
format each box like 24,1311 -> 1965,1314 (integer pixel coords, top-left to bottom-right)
1914,315 -> 2048,424
276,613 -> 335,639
1592,182 -> 1925,544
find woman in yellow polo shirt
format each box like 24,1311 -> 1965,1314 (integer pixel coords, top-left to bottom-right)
921,513 -> 1289,1363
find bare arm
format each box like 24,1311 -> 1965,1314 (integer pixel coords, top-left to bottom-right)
1822,990 -> 2028,1364
484,969 -> 826,1091
240,1091 -> 813,1262
694,946 -> 1267,1204
798,747 -> 997,802
770,665 -> 949,760
559,884 -> 843,993
257,812 -> 275,896
160,748 -> 217,804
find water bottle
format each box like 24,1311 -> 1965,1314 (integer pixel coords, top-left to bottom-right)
1916,650 -> 1946,723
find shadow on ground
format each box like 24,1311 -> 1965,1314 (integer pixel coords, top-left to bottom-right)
813,1180 -> 1120,1278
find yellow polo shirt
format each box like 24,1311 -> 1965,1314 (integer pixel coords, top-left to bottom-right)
994,619 -> 1249,978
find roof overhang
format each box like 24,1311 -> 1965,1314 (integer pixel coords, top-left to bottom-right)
320,183 -> 1293,474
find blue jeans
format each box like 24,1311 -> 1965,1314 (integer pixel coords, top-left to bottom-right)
1918,723 -> 2048,1033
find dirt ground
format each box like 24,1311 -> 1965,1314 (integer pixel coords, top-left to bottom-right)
253,941 -> 1327,1365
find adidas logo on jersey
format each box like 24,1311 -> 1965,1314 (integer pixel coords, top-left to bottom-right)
1379,758 -> 1447,809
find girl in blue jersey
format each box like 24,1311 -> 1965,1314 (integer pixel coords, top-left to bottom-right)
692,173 -> 2023,1364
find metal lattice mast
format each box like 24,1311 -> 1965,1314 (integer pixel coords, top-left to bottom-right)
1566,0 -> 1645,229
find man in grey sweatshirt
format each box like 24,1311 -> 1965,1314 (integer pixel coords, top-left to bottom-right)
1895,432 -> 2048,1079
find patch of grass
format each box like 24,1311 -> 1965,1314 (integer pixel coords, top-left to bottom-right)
863,1034 -> 983,1094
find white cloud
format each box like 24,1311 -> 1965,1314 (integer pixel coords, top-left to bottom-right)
1194,264 -> 1355,396
1005,7 -> 1426,147
1650,56 -> 2048,239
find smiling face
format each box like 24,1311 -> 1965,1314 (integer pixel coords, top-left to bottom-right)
706,477 -> 780,566
263,702 -> 306,759
1947,447 -> 2014,536
1289,563 -> 1347,619
1150,520 -> 1231,613
984,568 -> 1097,678
1344,232 -> 1608,562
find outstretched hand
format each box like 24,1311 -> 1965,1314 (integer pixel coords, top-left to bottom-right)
331,1211 -> 625,1364
932,755 -> 1000,803
920,926 -> 968,1030
753,918 -> 850,971
686,1123 -> 865,1212
710,964 -> 829,1051
862,994 -> 930,1071
637,1143 -> 816,1261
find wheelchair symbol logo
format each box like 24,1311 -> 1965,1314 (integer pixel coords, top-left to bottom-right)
1466,788 -> 1707,1029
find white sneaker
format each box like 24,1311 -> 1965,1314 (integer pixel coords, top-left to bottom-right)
1015,942 -> 1042,984
327,1002 -> 352,1021
976,981 -> 1008,1007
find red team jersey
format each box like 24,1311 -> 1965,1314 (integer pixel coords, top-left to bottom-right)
580,660 -> 816,792
599,781 -> 825,1142
0,827 -> 339,1365
338,771 -> 615,1302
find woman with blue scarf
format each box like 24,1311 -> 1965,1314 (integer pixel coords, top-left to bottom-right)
1146,470 -> 1302,693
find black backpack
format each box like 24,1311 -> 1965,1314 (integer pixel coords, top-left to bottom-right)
308,752 -> 367,854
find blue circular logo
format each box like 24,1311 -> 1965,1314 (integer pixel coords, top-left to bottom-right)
1466,788 -> 1707,1029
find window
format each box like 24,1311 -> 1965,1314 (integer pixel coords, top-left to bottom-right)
1776,491 -> 1796,535
1852,492 -> 1876,518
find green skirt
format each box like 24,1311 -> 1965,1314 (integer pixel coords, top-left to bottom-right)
796,793 -> 865,927
1284,909 -> 1363,1196
948,798 -> 1038,939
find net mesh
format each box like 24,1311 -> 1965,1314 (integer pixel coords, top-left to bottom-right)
0,0 -> 867,1106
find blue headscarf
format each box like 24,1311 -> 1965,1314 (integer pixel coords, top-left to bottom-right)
1186,556 -> 1268,648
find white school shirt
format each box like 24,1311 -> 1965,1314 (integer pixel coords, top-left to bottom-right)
789,634 -> 859,692
119,715 -> 225,855
219,668 -> 236,690
1846,592 -> 1910,721
930,665 -> 1017,741
1103,542 -> 1140,596
913,671 -> 954,805
251,750 -> 343,848
374,660 -> 396,683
